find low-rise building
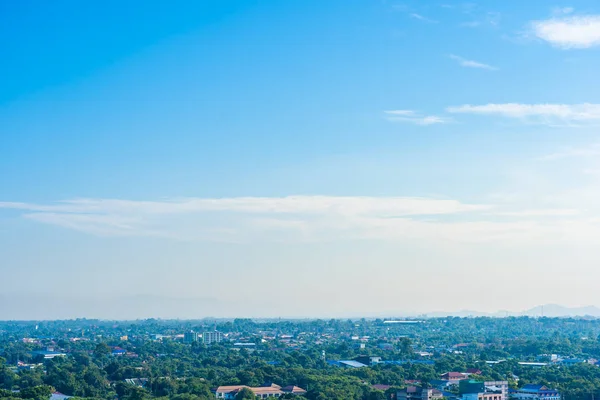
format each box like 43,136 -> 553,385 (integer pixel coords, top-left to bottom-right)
328,360 -> 368,368
510,384 -> 561,400
397,386 -> 444,400
441,372 -> 468,382
354,355 -> 382,366
215,383 -> 305,399
31,349 -> 67,360
459,380 -> 508,400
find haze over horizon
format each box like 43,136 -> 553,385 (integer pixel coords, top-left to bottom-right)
3,1 -> 600,319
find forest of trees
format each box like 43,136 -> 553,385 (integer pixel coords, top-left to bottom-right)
3,317 -> 600,400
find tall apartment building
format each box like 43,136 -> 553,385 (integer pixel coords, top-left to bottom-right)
183,331 -> 199,344
203,331 -> 224,345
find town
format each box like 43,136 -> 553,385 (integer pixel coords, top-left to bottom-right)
1,317 -> 600,400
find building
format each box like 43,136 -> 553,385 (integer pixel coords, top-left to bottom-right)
517,362 -> 548,368
183,331 -> 199,344
203,331 -> 224,345
466,368 -> 482,375
354,355 -> 382,366
215,383 -> 306,399
281,386 -> 307,395
397,386 -> 444,400
30,350 -> 67,360
510,385 -> 561,400
459,380 -> 508,400
441,372 -> 468,382
111,347 -> 127,356
328,360 -> 368,368
233,342 -> 256,352
50,392 -> 72,400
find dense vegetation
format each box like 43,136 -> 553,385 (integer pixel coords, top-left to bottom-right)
3,318 -> 600,400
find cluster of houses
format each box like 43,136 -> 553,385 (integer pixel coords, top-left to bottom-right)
326,358 -> 562,400
395,371 -> 560,400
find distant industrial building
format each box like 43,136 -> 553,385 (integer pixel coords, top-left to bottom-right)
203,331 -> 223,345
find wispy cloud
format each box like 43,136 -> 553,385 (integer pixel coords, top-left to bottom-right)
492,209 -> 580,217
410,13 -> 438,23
460,11 -> 501,28
551,7 -> 574,16
530,15 -> 600,49
446,103 -> 600,125
0,196 -> 508,243
538,144 -> 600,161
3,196 -> 600,244
449,54 -> 498,70
384,110 -> 449,125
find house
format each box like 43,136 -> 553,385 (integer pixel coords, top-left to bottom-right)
398,386 -> 444,400
215,383 -> 306,399
509,385 -> 561,400
50,392 -> 72,400
282,386 -> 307,395
466,368 -> 482,375
125,378 -> 148,388
441,372 -> 468,382
111,347 -> 127,356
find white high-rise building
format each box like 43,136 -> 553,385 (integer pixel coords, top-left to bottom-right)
203,331 -> 223,345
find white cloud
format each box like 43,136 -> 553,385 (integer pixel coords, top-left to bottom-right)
410,13 -> 438,23
552,7 -> 574,16
384,110 -> 449,125
531,15 -> 600,49
0,196 -> 488,217
3,196 -> 600,245
538,144 -> 600,160
446,103 -> 600,125
461,12 -> 501,28
492,209 -> 580,217
449,54 -> 498,70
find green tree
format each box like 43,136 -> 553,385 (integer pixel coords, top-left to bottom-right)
234,387 -> 256,400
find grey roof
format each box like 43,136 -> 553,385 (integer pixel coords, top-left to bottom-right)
339,360 -> 368,368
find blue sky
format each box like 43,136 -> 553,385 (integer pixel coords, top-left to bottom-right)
3,1 -> 600,319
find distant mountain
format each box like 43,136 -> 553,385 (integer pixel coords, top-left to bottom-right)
422,309 -> 496,318
420,304 -> 600,318
520,304 -> 600,318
